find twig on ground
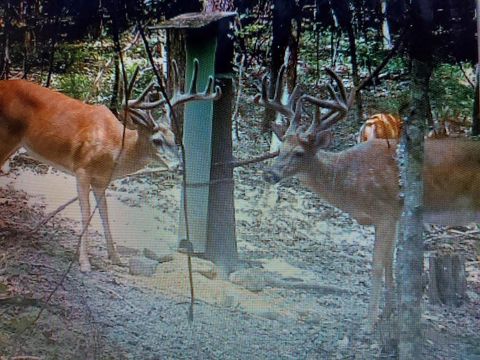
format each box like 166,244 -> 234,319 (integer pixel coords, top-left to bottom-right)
29,196 -> 78,234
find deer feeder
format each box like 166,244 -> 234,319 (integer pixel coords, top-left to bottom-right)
155,12 -> 238,275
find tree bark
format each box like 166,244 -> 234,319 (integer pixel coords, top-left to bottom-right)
428,253 -> 467,306
396,57 -> 432,360
473,0 -> 480,136
1,0 -> 11,79
396,2 -> 434,356
331,0 -> 362,123
166,30 -> 187,141
263,0 -> 296,132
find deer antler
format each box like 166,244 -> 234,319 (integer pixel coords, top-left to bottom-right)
119,60 -> 222,129
301,67 -> 356,135
125,59 -> 221,111
253,64 -> 303,137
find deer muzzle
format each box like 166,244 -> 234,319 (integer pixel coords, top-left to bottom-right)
263,168 -> 282,184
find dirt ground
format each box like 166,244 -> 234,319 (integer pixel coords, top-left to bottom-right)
1,100 -> 480,359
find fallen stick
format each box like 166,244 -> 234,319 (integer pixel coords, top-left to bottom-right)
29,196 -> 78,234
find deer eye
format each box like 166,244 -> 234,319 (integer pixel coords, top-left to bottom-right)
153,138 -> 163,146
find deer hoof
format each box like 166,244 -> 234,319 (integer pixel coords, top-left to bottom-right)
79,261 -> 92,273
109,253 -> 123,266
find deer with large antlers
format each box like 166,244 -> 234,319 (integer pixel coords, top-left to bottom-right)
0,60 -> 220,272
256,65 -> 480,328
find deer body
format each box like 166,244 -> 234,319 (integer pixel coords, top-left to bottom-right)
256,65 -> 480,327
0,67 -> 218,272
0,80 -> 162,180
267,135 -> 480,324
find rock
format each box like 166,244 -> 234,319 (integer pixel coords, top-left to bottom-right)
129,257 -> 158,276
143,248 -> 174,263
116,245 -> 140,257
243,304 -> 282,321
229,268 -> 267,292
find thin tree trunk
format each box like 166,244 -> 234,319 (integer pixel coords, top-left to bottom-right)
166,29 -> 186,141
263,0 -> 295,132
381,0 -> 392,49
286,6 -> 301,93
396,2 -> 433,357
1,0 -> 11,80
45,2 -> 60,88
109,54 -> 120,114
472,0 -> 480,136
346,23 -> 363,123
396,59 -> 431,359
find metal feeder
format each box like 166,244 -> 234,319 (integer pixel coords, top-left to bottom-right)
156,12 -> 238,276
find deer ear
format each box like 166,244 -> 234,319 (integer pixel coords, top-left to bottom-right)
314,130 -> 333,148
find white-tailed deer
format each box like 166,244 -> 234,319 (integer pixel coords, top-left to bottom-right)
256,66 -> 480,327
0,61 -> 221,272
358,112 -> 452,142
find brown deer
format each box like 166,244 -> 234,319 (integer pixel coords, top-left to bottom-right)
0,61 -> 221,272
255,66 -> 480,327
358,112 -> 450,142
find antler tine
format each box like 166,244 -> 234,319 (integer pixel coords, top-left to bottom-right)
318,111 -> 345,131
274,65 -> 286,102
325,67 -> 348,103
172,59 -> 180,95
325,67 -> 357,110
188,59 -> 199,95
285,97 -> 303,136
253,66 -> 298,120
126,108 -> 157,130
126,66 -> 140,101
301,94 -> 347,113
300,67 -> 358,134
304,105 -> 333,135
127,82 -> 156,108
167,58 -> 222,109
287,84 -> 303,111
123,66 -> 166,110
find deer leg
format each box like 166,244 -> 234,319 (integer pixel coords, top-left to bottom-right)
369,220 -> 397,328
0,135 -> 21,175
76,170 -> 92,272
91,184 -> 122,266
383,222 -> 397,317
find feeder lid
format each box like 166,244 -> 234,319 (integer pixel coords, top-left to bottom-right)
152,12 -> 237,30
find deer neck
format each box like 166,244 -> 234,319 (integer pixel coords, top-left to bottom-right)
111,128 -> 155,179
299,150 -> 354,206
297,144 -> 401,225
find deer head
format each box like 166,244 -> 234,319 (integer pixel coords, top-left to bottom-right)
255,66 -> 355,183
118,60 -> 221,171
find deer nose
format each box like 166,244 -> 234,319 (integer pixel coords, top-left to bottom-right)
263,169 -> 281,184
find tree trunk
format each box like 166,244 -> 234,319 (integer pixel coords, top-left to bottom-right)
166,29 -> 187,141
263,0 -> 296,132
45,2 -> 60,88
109,54 -> 120,114
396,2 -> 434,356
473,0 -> 480,136
428,253 -> 467,306
346,23 -> 363,124
474,66 -> 480,136
1,0 -> 11,79
331,0 -> 362,123
286,9 -> 302,93
396,57 -> 432,360
381,0 -> 392,49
